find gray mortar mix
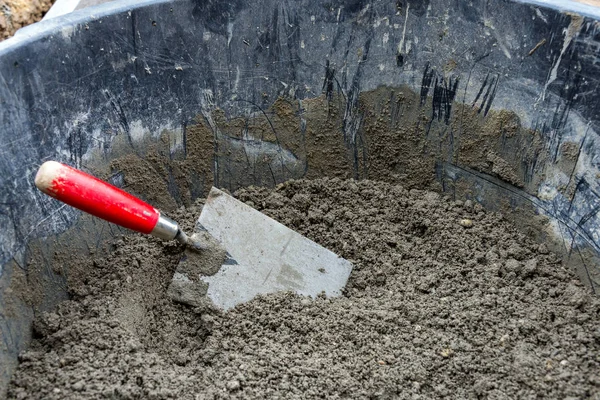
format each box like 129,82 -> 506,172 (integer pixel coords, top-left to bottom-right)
7,178 -> 600,399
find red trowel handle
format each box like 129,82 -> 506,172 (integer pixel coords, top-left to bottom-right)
34,161 -> 180,240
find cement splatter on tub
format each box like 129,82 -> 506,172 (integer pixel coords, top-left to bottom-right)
8,178 -> 600,399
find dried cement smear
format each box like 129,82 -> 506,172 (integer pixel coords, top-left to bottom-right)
7,178 -> 600,399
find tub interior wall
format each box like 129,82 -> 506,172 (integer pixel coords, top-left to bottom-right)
2,0 -> 600,394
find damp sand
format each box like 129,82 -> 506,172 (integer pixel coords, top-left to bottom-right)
8,178 -> 600,399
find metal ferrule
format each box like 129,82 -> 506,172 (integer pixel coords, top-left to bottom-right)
151,214 -> 180,241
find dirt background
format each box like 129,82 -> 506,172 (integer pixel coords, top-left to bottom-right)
8,178 -> 600,399
0,0 -> 55,40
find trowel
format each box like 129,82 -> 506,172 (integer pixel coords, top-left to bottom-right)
35,161 -> 353,309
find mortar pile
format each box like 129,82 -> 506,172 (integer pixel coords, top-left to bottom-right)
8,178 -> 600,399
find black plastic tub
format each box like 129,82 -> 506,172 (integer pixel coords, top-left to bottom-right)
1,0 -> 600,394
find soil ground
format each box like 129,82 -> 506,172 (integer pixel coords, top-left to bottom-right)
0,0 -> 55,40
7,178 -> 600,399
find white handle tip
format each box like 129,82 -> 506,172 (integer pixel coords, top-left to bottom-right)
35,161 -> 63,194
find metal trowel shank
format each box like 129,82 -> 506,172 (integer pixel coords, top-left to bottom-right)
167,187 -> 353,310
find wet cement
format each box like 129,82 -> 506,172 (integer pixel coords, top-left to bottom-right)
8,178 -> 600,399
